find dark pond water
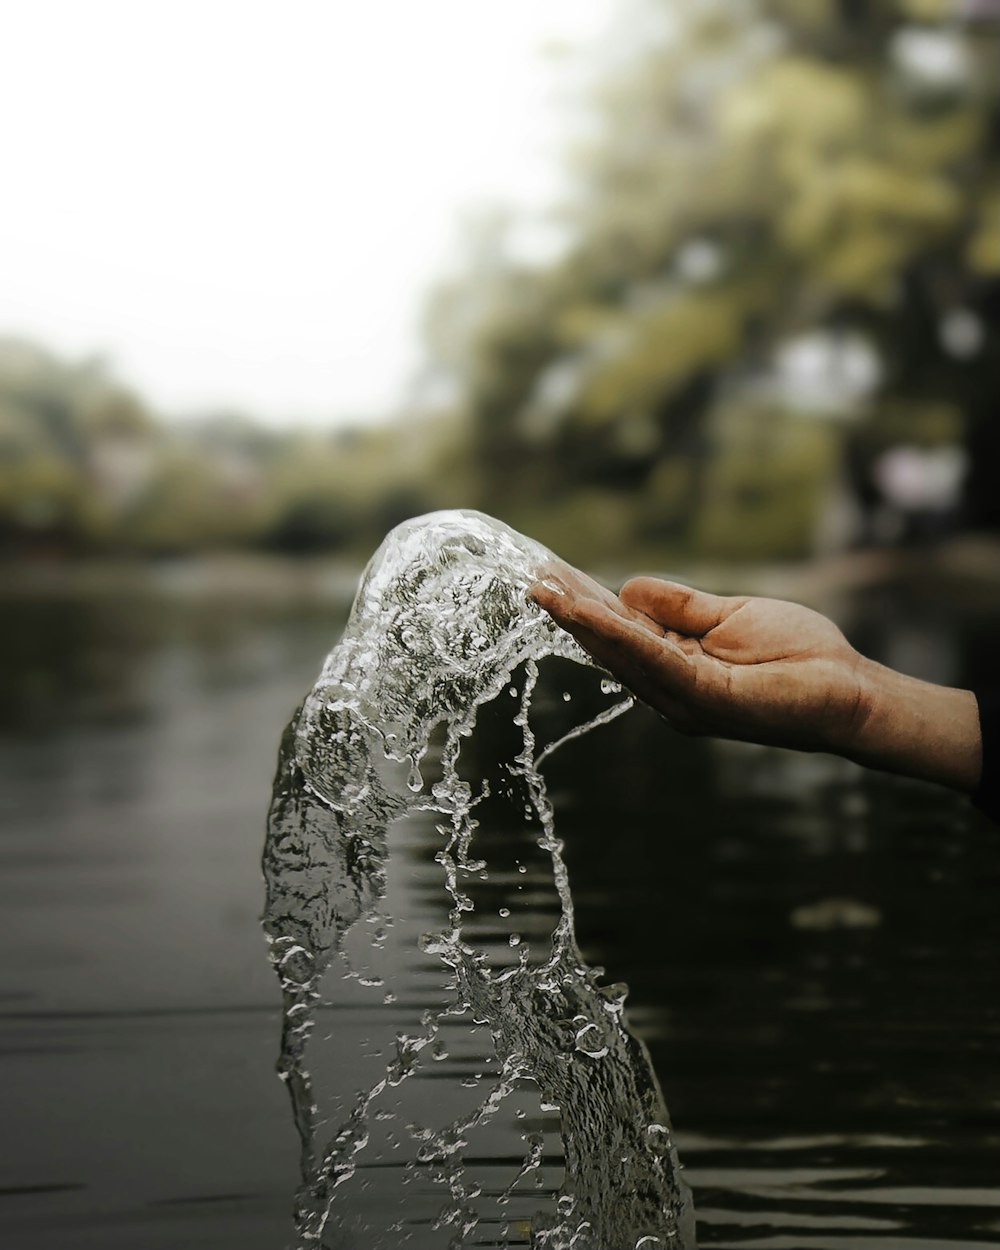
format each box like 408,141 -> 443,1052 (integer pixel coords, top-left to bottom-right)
2,559 -> 999,1250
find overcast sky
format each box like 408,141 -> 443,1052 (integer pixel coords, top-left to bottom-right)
0,1 -> 617,426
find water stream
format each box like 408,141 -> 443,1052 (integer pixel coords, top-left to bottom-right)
263,509 -> 696,1249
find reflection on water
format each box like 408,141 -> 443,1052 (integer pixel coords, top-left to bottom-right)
0,553 -> 998,1249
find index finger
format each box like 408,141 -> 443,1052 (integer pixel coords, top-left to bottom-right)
530,560 -> 665,636
548,595 -> 695,698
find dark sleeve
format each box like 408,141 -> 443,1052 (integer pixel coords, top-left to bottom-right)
972,690 -> 1000,824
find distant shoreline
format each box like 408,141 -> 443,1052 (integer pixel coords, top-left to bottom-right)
2,535 -> 998,614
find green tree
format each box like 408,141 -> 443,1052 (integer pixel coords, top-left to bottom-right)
422,0 -> 1000,560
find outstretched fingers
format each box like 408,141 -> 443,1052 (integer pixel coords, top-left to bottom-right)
619,577 -> 742,637
532,563 -> 665,635
548,595 -> 698,707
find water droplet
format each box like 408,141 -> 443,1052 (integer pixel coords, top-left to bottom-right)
601,678 -> 622,695
498,907 -> 510,918
562,691 -> 572,702
418,932 -> 446,955
509,934 -> 521,947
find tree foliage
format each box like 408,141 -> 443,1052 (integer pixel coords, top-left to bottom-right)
0,339 -> 443,558
3,1 -> 997,564
421,0 -> 1000,559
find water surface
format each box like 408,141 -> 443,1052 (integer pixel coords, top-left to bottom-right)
1,554 -> 998,1249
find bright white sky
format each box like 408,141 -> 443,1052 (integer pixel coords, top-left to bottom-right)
0,0 -> 616,425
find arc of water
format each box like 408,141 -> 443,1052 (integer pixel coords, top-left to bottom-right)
263,510 -> 697,1249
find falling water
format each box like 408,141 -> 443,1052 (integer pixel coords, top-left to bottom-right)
263,509 -> 696,1249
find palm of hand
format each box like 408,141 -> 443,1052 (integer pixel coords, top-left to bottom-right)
668,597 -> 866,749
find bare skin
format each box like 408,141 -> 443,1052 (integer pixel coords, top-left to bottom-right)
531,564 -> 983,794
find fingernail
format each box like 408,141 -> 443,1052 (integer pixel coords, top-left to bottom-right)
539,577 -> 567,596
528,577 -> 567,599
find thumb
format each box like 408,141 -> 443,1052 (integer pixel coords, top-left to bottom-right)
619,577 -> 741,638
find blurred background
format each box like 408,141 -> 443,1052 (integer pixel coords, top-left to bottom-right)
2,0 -> 998,569
3,2 -> 1000,1247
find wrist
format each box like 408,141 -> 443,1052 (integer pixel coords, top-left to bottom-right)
846,657 -> 982,793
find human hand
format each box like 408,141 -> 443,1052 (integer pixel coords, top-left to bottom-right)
531,569 -> 871,755
530,567 -> 981,791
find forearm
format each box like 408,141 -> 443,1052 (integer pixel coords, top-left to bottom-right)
847,659 -> 982,793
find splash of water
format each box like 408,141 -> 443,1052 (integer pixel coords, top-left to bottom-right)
263,509 -> 696,1249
